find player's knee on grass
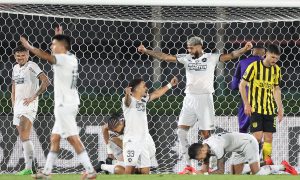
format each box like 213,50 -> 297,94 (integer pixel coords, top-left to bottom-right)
125,166 -> 135,174
231,164 -> 244,174
114,165 -> 125,174
138,167 -> 150,174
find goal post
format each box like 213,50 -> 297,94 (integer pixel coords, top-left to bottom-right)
0,2 -> 299,174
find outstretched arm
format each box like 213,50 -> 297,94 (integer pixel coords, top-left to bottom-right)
138,44 -> 177,62
149,77 -> 178,102
220,42 -> 253,62
20,36 -> 56,64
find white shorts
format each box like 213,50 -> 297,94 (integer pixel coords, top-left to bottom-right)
231,136 -> 260,165
52,105 -> 79,138
123,139 -> 157,168
13,109 -> 37,126
178,94 -> 215,130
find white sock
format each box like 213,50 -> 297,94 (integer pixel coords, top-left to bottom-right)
256,165 -> 272,175
101,164 -> 116,174
22,140 -> 34,169
78,150 -> 94,174
269,165 -> 285,173
177,128 -> 191,166
43,151 -> 58,175
242,164 -> 251,174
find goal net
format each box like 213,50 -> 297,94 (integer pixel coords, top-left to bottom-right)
0,1 -> 299,174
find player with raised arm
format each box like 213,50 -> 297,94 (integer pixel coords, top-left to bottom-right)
230,44 -> 265,133
239,44 -> 284,165
12,45 -> 49,175
20,26 -> 96,179
122,77 -> 178,174
138,37 -> 253,173
188,132 -> 297,175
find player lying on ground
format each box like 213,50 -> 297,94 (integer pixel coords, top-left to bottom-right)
12,45 -> 49,175
187,132 -> 297,175
92,112 -> 158,174
138,37 -> 253,173
122,77 -> 178,174
20,26 -> 96,179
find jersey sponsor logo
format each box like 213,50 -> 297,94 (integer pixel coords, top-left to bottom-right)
187,63 -> 207,71
136,102 -> 146,111
255,81 -> 273,89
28,67 -> 36,75
14,77 -> 25,84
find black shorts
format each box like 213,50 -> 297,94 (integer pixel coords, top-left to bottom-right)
250,112 -> 276,133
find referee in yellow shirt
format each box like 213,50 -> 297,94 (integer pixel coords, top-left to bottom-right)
239,44 -> 283,165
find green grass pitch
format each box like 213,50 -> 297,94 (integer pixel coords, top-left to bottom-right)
0,174 -> 299,180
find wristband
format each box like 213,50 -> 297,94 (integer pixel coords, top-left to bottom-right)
167,83 -> 172,89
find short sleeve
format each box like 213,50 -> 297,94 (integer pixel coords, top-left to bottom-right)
176,54 -> 188,64
242,62 -> 255,82
30,62 -> 43,77
210,53 -> 221,66
54,54 -> 66,66
274,66 -> 281,86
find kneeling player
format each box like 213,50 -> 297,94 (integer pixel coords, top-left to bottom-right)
95,113 -> 157,174
188,132 -> 297,175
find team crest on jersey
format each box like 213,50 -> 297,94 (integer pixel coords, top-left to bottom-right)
202,58 -> 207,62
136,102 -> 146,111
252,122 -> 257,128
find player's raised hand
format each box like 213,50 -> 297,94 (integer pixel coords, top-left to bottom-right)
137,43 -> 147,54
277,107 -> 284,123
244,42 -> 253,51
20,36 -> 32,50
55,25 -> 63,35
125,86 -> 132,95
170,76 -> 178,86
23,96 -> 36,106
244,103 -> 252,116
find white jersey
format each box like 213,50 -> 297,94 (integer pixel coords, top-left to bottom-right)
53,53 -> 80,106
122,95 -> 151,143
203,132 -> 256,159
12,61 -> 42,113
176,53 -> 220,94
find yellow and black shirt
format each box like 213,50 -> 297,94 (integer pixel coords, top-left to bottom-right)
242,60 -> 281,115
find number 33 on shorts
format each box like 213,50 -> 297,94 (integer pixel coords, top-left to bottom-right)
127,150 -> 135,162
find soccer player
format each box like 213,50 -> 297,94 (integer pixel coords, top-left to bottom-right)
122,77 -> 178,174
230,44 -> 265,133
138,37 -> 253,173
20,27 -> 96,179
188,132 -> 297,175
239,44 -> 283,165
12,45 -> 49,175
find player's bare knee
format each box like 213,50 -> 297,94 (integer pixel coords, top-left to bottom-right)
140,167 -> 150,174
263,133 -> 273,143
114,165 -> 125,174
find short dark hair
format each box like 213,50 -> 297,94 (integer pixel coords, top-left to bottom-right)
128,78 -> 144,92
107,112 -> 124,130
266,44 -> 281,55
252,43 -> 265,49
14,45 -> 28,54
52,34 -> 71,51
188,143 -> 203,160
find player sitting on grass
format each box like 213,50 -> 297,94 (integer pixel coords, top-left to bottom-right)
187,132 -> 297,175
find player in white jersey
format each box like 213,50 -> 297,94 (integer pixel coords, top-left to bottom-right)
122,77 -> 178,174
11,45 -> 49,175
20,26 -> 96,179
187,132 -> 298,175
138,37 -> 253,173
